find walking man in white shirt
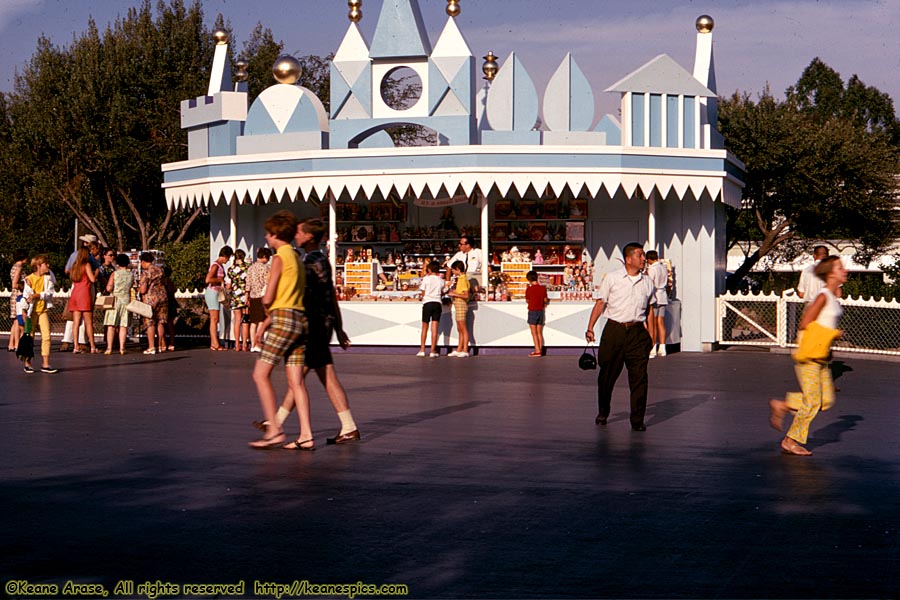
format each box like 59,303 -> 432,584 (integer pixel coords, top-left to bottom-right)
585,243 -> 655,431
797,245 -> 828,302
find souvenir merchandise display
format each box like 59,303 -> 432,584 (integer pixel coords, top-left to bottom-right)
327,196 -> 595,302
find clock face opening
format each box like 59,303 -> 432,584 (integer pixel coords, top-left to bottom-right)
380,66 -> 423,111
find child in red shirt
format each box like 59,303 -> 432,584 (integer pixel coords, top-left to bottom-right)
525,270 -> 549,357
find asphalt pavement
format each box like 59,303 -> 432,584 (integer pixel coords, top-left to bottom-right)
1,341 -> 898,599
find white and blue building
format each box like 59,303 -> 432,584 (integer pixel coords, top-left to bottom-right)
162,1 -> 744,352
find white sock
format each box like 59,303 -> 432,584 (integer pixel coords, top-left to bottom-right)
275,406 -> 291,426
338,410 -> 357,434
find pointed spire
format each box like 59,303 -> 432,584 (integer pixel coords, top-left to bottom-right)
370,0 -> 431,59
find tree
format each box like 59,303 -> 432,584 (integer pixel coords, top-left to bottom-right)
719,59 -> 900,291
3,0 -> 215,252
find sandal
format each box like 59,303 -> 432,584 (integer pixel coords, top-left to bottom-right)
104,349 -> 113,355
143,348 -> 157,355
283,438 -> 316,451
781,437 -> 812,456
249,431 -> 285,449
210,346 -> 226,351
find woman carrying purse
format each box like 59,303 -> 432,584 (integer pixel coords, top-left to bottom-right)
769,255 -> 847,456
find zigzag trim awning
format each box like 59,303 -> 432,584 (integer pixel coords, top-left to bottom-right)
162,145 -> 744,209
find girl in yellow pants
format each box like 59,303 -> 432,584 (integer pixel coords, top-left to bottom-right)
24,256 -> 59,374
769,256 -> 847,456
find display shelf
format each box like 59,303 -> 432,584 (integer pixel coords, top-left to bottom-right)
343,262 -> 376,295
501,262 -> 532,300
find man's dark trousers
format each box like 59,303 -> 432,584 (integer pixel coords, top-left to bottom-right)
597,320 -> 653,426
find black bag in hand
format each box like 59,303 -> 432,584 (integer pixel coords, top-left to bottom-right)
16,333 -> 34,361
578,344 -> 597,370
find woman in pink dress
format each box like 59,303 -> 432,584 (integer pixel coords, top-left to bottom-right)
67,247 -> 98,353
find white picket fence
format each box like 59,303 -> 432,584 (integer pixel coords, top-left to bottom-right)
0,288 -> 209,339
717,291 -> 900,357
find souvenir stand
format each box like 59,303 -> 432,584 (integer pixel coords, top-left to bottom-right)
162,2 -> 744,352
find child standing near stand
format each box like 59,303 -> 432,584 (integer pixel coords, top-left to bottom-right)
15,280 -> 35,372
447,260 -> 470,358
417,261 -> 444,357
525,270 -> 549,357
24,255 -> 58,373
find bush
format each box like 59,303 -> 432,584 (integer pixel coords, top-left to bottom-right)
161,237 -> 210,291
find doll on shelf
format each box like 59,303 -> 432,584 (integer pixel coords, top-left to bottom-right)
345,248 -> 355,263
389,223 -> 401,242
563,245 -> 578,265
439,207 -> 458,232
547,249 -> 560,264
533,249 -> 544,264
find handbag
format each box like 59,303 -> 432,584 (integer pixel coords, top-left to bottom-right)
792,321 -> 841,363
578,343 -> 597,370
96,295 -> 116,310
125,299 -> 153,319
217,289 -> 226,303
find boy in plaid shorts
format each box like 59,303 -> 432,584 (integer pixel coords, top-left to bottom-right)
249,210 -> 312,450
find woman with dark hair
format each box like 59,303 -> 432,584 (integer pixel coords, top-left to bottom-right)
205,246 -> 234,351
67,247 -> 99,353
8,249 -> 28,352
227,249 -> 250,351
138,252 -> 168,355
769,256 -> 847,456
103,253 -> 134,355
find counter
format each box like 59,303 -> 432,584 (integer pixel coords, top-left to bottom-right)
337,300 -> 681,349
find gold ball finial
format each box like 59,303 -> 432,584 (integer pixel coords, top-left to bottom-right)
482,51 -> 498,82
446,0 -> 460,18
234,58 -> 249,83
272,55 -> 302,85
213,29 -> 230,45
348,0 -> 362,23
696,15 -> 714,33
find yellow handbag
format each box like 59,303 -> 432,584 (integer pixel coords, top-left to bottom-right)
792,321 -> 841,363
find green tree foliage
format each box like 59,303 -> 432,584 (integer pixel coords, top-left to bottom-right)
719,58 -> 900,291
161,236 -> 210,290
3,0 -> 215,255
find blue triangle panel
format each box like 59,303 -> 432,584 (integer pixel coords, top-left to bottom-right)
284,97 -> 322,133
370,0 -> 432,59
448,58 -> 473,112
429,61 -> 451,114
244,100 -> 280,136
349,68 -> 372,115
330,65 -> 353,116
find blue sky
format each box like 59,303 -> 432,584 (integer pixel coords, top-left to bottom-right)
2,0 -> 899,117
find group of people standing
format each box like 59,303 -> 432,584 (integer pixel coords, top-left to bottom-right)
7,235 -> 180,370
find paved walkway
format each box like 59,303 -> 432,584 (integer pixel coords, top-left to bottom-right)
1,342 -> 898,599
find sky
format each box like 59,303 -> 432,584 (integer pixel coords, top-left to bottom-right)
1,0 -> 900,118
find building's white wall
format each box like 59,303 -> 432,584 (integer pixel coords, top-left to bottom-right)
662,191 -> 721,351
